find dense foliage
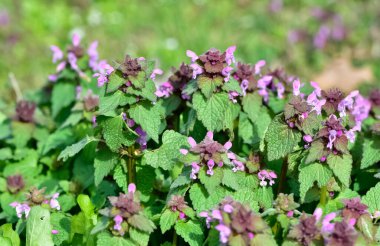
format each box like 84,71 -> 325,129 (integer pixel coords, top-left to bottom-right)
1,35 -> 380,246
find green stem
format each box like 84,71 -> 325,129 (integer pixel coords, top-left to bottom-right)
127,145 -> 136,184
172,232 -> 177,246
277,156 -> 288,194
320,186 -> 327,206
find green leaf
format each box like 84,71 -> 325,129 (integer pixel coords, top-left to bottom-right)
253,187 -> 274,209
51,83 -> 76,118
129,227 -> 150,246
222,168 -> 241,190
106,73 -> 125,93
305,140 -> 325,164
10,122 -> 35,148
97,231 -> 134,246
192,92 -> 238,132
160,209 -> 179,233
242,92 -> 262,123
26,206 -> 54,246
362,182 -> 380,213
198,167 -> 223,193
174,220 -> 204,246
77,194 -> 95,219
94,147 -> 119,186
197,75 -> 223,98
101,115 -> 138,152
50,213 -> 71,246
129,101 -> 162,143
144,130 -> 188,170
0,224 -> 20,246
250,234 -> 277,246
238,112 -> 255,144
232,188 -> 260,212
128,214 -> 156,233
113,164 -> 128,193
222,79 -> 242,94
327,154 -> 352,187
361,138 -> 380,169
140,79 -> 157,102
299,163 -> 333,202
136,165 -> 156,202
42,128 -> 75,155
99,90 -> 136,116
58,136 -> 98,161
265,114 -> 301,161
301,112 -> 321,135
189,184 -> 228,212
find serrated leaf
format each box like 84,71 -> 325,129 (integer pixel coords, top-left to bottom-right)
0,224 -> 20,246
232,188 -> 260,212
174,220 -> 204,246
361,138 -> 380,169
222,169 -> 241,190
238,112 -> 255,144
301,112 -> 321,135
222,79 -> 242,94
136,165 -> 156,202
144,130 -> 188,170
94,147 -> 119,186
189,184 -> 228,212
106,73 -> 125,93
11,121 -> 35,148
198,167 -> 223,193
50,213 -> 71,246
299,163 -> 333,202
305,140 -> 324,164
140,79 -> 157,101
160,209 -> 179,233
253,187 -> 274,209
58,136 -> 98,161
170,167 -> 192,189
128,214 -> 156,233
97,231 -> 134,246
362,182 -> 380,213
26,206 -> 54,246
113,164 -> 128,192
327,154 -> 352,187
265,114 -> 301,161
101,115 -> 138,152
129,228 -> 150,246
99,90 -> 136,116
42,128 -> 75,155
198,75 -> 223,98
250,234 -> 277,246
52,83 -> 76,118
192,92 -> 238,132
129,101 -> 162,143
242,92 -> 262,123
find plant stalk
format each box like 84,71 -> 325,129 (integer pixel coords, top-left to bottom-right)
127,145 -> 136,184
172,232 -> 177,246
320,186 -> 327,206
277,156 -> 288,194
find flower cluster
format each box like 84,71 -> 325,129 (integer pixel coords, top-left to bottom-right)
274,193 -> 300,217
15,100 -> 36,123
180,131 -> 243,179
6,174 -> 25,194
49,34 -> 112,84
10,187 -> 60,218
257,169 -> 277,187
199,198 -> 270,244
168,195 -> 189,220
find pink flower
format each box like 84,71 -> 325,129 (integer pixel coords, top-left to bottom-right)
92,115 -> 97,128
254,60 -> 266,74
222,66 -> 233,82
225,46 -> 236,65
321,212 -> 336,234
190,162 -> 200,179
93,61 -> 114,87
223,204 -> 234,213
50,45 -> 63,63
327,130 -> 337,149
49,193 -> 60,210
113,215 -> 123,234
211,209 -> 223,221
277,82 -> 285,99
293,79 -> 301,96
310,81 -> 321,97
307,92 -> 326,115
87,41 -> 99,70
303,135 -> 313,143
72,33 -> 81,47
186,50 -> 198,63
257,75 -> 272,102
228,91 -> 239,103
240,79 -> 249,96
190,63 -> 203,79
10,202 -> 31,218
207,159 -> 215,176
155,82 -> 173,98
258,170 -> 277,187
128,183 -> 136,194
51,230 -> 59,234
199,211 -> 211,228
215,224 -> 231,243
150,68 -> 163,81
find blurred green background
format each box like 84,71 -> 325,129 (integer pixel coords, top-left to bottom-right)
1,0 -> 380,101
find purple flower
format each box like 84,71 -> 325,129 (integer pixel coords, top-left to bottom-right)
228,91 -> 239,103
51,230 -> 59,235
15,100 -> 36,123
93,60 -> 114,87
199,211 -> 212,228
303,135 -> 313,143
215,224 -> 231,244
293,79 -> 301,96
50,45 -> 63,63
190,63 -> 203,79
327,221 -> 357,246
113,215 -> 123,234
326,130 -> 337,150
277,82 -> 285,99
155,82 -> 174,98
190,162 -> 200,179
135,127 -> 147,150
240,79 -> 249,96
258,170 -> 277,187
307,92 -> 326,115
72,33 -> 81,47
76,86 -> 82,100
150,68 -> 163,81
168,195 -> 188,213
68,52 -> 79,71
92,115 -> 97,127
56,61 -> 66,73
48,74 -> 58,82
225,46 -> 236,65
342,197 -> 368,221
10,202 -> 31,218
314,25 -> 330,49
87,41 -> 99,70
186,50 -> 198,63
128,183 -> 136,194
222,66 -> 233,82
257,75 -> 272,102
7,175 -> 25,194
321,212 -> 336,234
254,60 -> 266,74
49,193 -> 60,210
